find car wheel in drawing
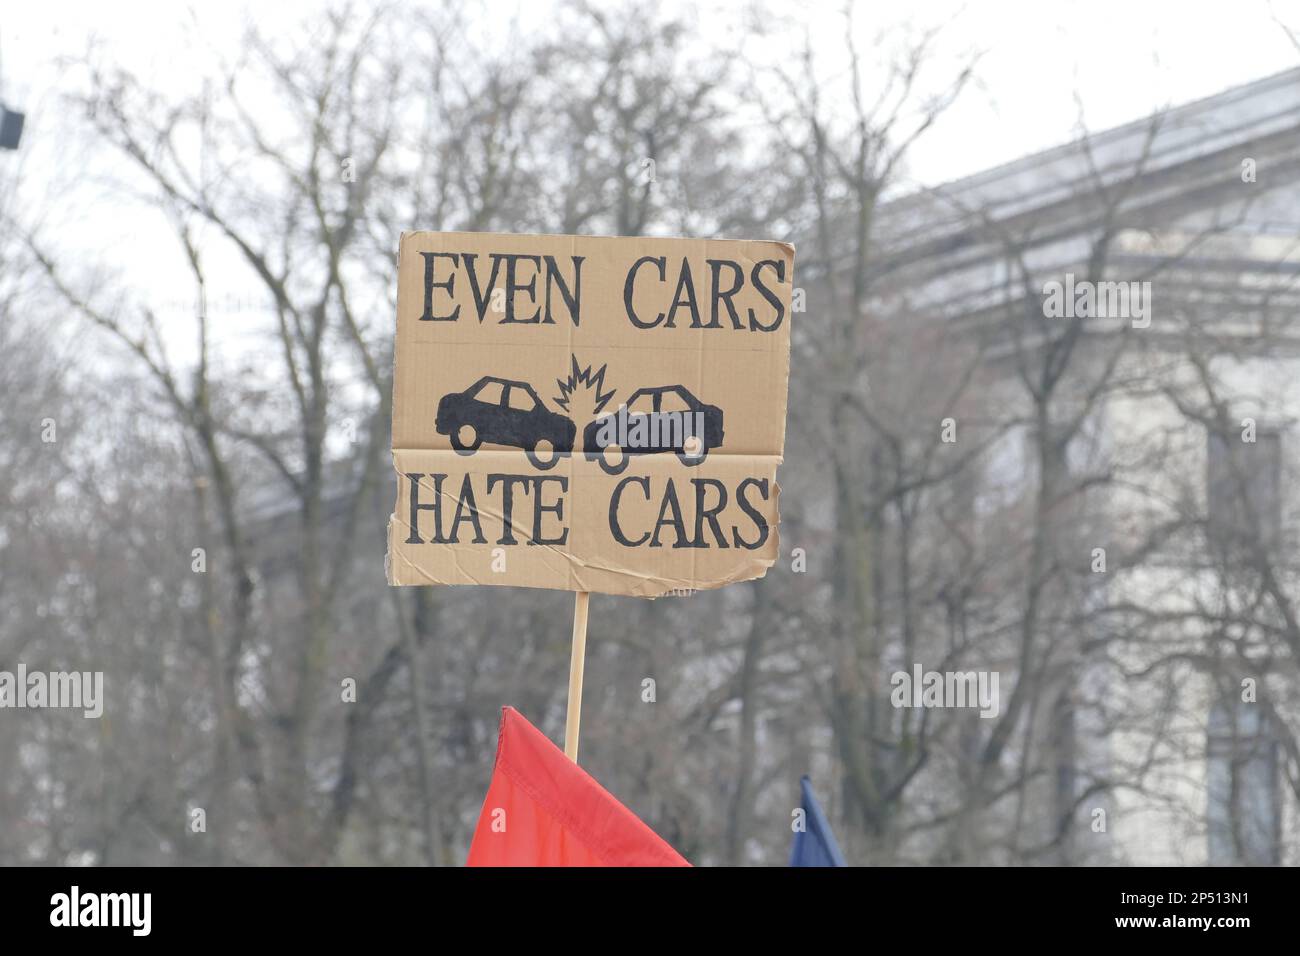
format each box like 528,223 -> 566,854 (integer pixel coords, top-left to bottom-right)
527,438 -> 561,471
451,422 -> 481,454
597,444 -> 629,476
677,435 -> 707,467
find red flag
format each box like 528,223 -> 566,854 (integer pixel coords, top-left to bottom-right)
466,706 -> 690,867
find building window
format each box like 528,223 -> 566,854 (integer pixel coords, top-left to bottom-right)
1206,699 -> 1281,865
1205,427 -> 1281,550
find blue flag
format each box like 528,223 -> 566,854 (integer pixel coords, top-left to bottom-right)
789,775 -> 847,867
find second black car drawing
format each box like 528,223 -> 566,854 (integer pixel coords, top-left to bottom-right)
583,385 -> 724,475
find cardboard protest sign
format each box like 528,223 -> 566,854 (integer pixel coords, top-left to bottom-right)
386,231 -> 794,598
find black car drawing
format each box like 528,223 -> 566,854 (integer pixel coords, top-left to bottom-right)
437,376 -> 576,470
583,384 -> 724,475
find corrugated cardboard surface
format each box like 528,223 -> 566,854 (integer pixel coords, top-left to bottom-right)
387,230 -> 793,597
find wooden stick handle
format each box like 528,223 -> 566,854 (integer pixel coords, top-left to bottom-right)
564,591 -> 591,762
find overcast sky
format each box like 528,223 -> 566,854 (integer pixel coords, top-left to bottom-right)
4,0 -> 1297,186
2,0 -> 1297,369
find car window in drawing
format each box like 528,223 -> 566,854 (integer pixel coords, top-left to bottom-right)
470,379 -> 504,405
659,387 -> 691,413
627,389 -> 655,414
506,385 -> 536,411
